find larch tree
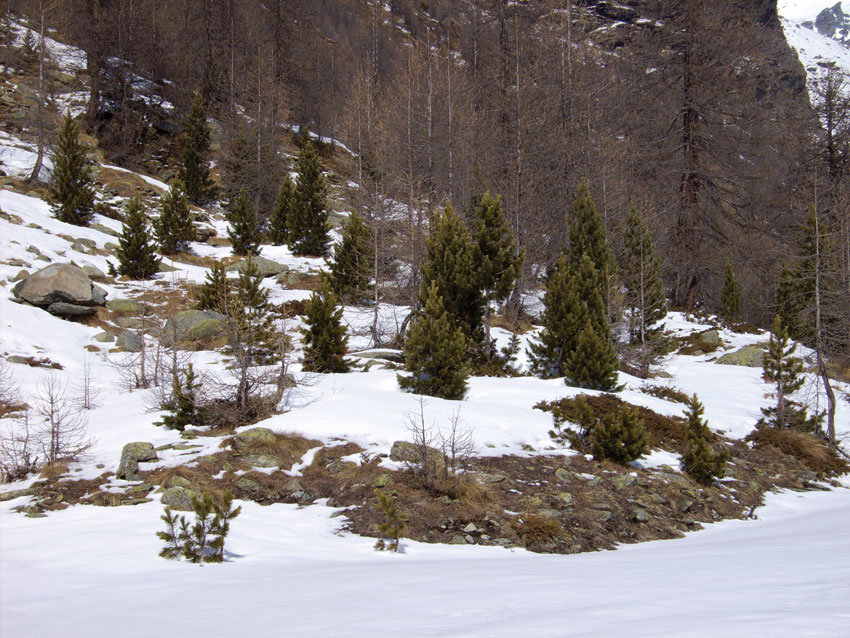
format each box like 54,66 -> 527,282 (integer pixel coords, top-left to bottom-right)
50,113 -> 95,226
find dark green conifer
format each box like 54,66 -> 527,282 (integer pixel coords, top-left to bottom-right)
50,113 -> 95,226
227,188 -> 261,256
374,488 -> 408,552
775,263 -> 804,342
528,254 -> 573,378
159,364 -> 203,432
761,316 -> 807,430
592,406 -> 649,465
196,260 -> 231,312
568,179 -> 614,301
115,195 -> 160,279
156,178 -> 195,255
566,320 -> 621,391
292,137 -> 330,256
328,211 -> 374,303
399,282 -> 470,400
472,191 -> 525,357
682,394 -> 728,485
268,176 -> 297,245
179,92 -> 215,205
301,281 -> 350,373
719,260 -> 741,322
419,203 -> 483,343
157,508 -> 185,560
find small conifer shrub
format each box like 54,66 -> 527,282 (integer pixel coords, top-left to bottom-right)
301,281 -> 350,373
373,488 -> 408,552
157,492 -> 241,563
591,406 -> 649,465
682,394 -> 728,485
196,260 -> 231,312
158,364 -> 203,432
719,261 -> 741,323
115,195 -> 161,279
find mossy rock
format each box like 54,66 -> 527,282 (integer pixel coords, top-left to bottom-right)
160,486 -> 201,511
117,442 -> 157,479
233,427 -> 278,451
106,298 -> 144,314
716,345 -> 765,368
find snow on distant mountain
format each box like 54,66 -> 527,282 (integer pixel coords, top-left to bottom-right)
780,1 -> 850,79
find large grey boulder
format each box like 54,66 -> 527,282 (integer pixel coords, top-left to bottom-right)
12,263 -> 106,307
117,442 -> 158,480
116,331 -> 143,352
716,345 -> 766,368
46,302 -> 97,317
226,256 -> 288,278
162,310 -> 226,346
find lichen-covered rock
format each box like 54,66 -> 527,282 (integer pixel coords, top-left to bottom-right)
117,442 -> 157,479
162,310 -> 226,347
116,331 -> 143,352
716,345 -> 766,368
226,256 -> 289,278
106,298 -> 144,314
233,427 -> 278,452
389,440 -> 443,467
161,486 -> 201,511
81,264 -> 109,281
12,263 -> 104,307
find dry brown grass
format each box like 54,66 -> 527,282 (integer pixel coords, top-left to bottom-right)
745,427 -> 848,476
512,513 -> 565,549
39,461 -> 69,481
432,475 -> 494,507
234,432 -> 319,468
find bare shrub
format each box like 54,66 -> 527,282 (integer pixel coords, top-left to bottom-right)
404,399 -> 476,490
75,355 -> 101,410
0,359 -> 24,416
0,410 -> 40,482
33,374 -> 93,464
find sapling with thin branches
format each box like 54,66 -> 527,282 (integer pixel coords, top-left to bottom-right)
373,488 -> 408,552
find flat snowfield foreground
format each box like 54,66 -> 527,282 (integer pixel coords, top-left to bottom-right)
3,484 -> 849,638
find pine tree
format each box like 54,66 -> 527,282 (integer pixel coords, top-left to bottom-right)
399,281 -> 470,400
115,195 -> 160,279
179,92 -> 215,205
292,137 -> 330,256
268,176 -> 297,245
50,113 -> 95,226
761,316 -> 806,430
419,203 -> 484,343
682,394 -> 728,485
568,179 -> 614,302
227,188 -> 261,256
328,211 -> 374,303
719,260 -> 741,322
622,206 -> 667,344
155,178 -> 195,255
528,254 -> 573,378
472,191 -> 525,357
566,320 -> 621,391
775,263 -> 805,342
196,260 -> 231,312
157,508 -> 185,560
159,364 -> 203,432
373,488 -> 408,552
592,406 -> 649,465
301,280 -> 350,373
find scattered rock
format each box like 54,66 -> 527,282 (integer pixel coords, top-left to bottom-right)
162,310 -> 226,347
609,473 -> 637,491
633,508 -> 650,523
233,427 -> 278,452
475,472 -> 507,484
46,302 -> 97,317
93,331 -> 115,342
390,440 -> 443,467
116,317 -> 147,330
698,329 -> 722,348
717,345 -> 766,368
589,509 -> 614,522
81,265 -> 108,281
117,442 -> 158,480
116,331 -> 143,352
463,522 -> 478,533
654,471 -> 691,487
106,298 -> 144,314
554,468 -> 572,482
90,223 -> 119,237
555,491 -> 573,505
235,477 -> 261,493
161,486 -> 200,511
226,256 -> 289,278
12,263 -> 106,308
449,534 -> 468,544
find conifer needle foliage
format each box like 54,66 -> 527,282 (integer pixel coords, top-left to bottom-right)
158,492 -> 241,563
682,394 -> 728,485
301,280 -> 350,373
50,113 -> 95,226
373,488 -> 408,552
115,195 -> 160,279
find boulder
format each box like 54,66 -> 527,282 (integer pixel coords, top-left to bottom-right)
90,223 -> 119,237
233,427 -> 278,451
12,263 -> 105,307
106,298 -> 144,315
117,442 -> 158,480
116,331 -> 143,352
716,345 -> 766,368
390,440 -> 444,468
46,302 -> 97,317
162,310 -> 226,346
226,256 -> 288,278
161,486 -> 200,511
93,331 -> 115,342
81,265 -> 109,281
71,238 -> 97,254
697,329 -> 722,348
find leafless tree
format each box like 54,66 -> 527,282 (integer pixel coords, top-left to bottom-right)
33,374 -> 92,464
438,407 -> 475,480
75,354 -> 100,410
0,410 -> 40,482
